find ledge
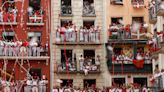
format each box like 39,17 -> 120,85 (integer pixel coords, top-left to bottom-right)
26,23 -> 44,26
0,22 -> 17,25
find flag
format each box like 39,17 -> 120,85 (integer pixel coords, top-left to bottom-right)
133,59 -> 144,68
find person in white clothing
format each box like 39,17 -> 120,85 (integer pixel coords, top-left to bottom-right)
12,8 -> 18,22
80,27 -> 84,42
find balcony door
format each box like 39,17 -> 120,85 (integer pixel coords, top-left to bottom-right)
83,79 -> 96,88
133,77 -> 147,86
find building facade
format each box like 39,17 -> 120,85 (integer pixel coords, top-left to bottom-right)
51,0 -> 105,90
106,0 -> 153,87
0,0 -> 50,91
149,0 -> 164,91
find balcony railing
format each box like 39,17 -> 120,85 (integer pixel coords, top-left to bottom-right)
27,10 -> 44,26
79,28 -> 100,43
109,24 -> 148,40
112,54 -> 152,64
79,58 -> 100,74
0,11 -> 17,25
108,63 -> 152,73
57,62 -> 77,73
56,27 -> 101,44
0,41 -> 48,57
110,0 -> 123,5
61,5 -> 72,16
24,80 -> 48,92
149,5 -> 157,24
132,0 -> 144,8
157,1 -> 164,16
56,27 -> 77,43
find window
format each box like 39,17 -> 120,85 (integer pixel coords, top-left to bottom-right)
61,0 -> 72,15
110,0 -> 123,5
84,50 -> 95,59
83,20 -> 94,29
61,50 -> 73,70
132,17 -> 144,24
133,77 -> 147,86
84,79 -> 96,88
83,0 -> 95,16
61,20 -> 72,27
137,47 -> 144,54
2,0 -> 15,12
29,68 -> 42,80
112,78 -> 125,87
114,47 -> 123,56
29,0 -> 41,11
61,79 -> 73,87
28,32 -> 42,42
2,31 -> 15,41
111,17 -> 123,25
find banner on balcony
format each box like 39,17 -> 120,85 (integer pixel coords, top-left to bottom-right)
132,59 -> 144,68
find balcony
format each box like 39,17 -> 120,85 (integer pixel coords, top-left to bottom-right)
57,63 -> 77,74
108,50 -> 152,73
108,63 -> 152,74
55,27 -> 77,44
149,5 -> 157,24
0,41 -> 49,60
0,11 -> 17,25
60,5 -> 72,17
157,1 -> 164,16
132,0 -> 144,8
109,24 -> 148,41
110,0 -> 123,5
55,26 -> 101,45
24,80 -> 48,91
79,59 -> 101,74
79,28 -> 101,45
27,10 -> 44,26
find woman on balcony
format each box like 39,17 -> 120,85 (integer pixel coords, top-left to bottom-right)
80,27 -> 84,42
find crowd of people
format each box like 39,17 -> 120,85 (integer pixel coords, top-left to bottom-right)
79,55 -> 100,75
112,52 -> 152,64
0,75 -> 48,92
56,25 -> 101,43
0,40 -> 48,57
52,84 -> 151,92
0,7 -> 17,23
80,26 -> 100,43
57,54 -> 100,75
56,25 -> 77,42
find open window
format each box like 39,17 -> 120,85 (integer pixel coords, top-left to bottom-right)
28,32 -> 42,42
111,17 -> 123,26
113,47 -> 123,56
132,17 -> 144,24
84,79 -> 96,88
29,68 -> 42,80
83,0 -> 95,16
29,0 -> 41,11
133,77 -> 147,86
112,78 -> 125,87
2,31 -> 15,41
110,0 -> 123,5
83,20 -> 94,29
131,0 -> 144,7
61,20 -> 72,27
61,79 -> 73,87
61,50 -> 75,71
84,50 -> 95,59
2,0 -> 15,12
61,0 -> 72,15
